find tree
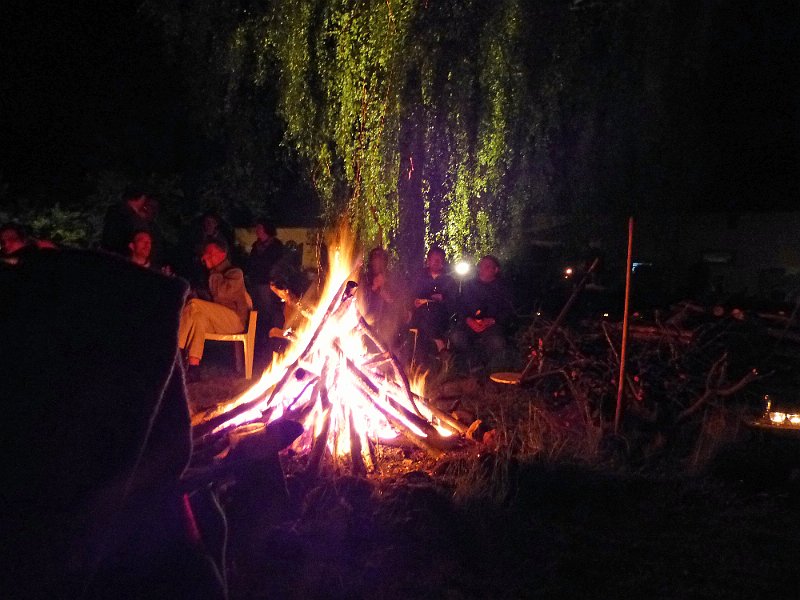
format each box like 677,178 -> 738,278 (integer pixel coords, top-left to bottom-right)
146,0 -> 798,267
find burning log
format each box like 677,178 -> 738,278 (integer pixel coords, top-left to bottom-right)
193,239 -> 462,474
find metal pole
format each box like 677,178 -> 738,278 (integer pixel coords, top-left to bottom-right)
614,217 -> 634,435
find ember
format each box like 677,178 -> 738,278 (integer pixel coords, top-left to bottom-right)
194,229 -> 466,474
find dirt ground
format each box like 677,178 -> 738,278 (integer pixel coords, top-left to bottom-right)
186,355 -> 800,600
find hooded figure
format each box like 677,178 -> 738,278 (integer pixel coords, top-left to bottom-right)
0,249 -> 225,598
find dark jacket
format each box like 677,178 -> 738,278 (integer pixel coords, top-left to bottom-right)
0,250 -> 225,598
246,238 -> 284,285
101,202 -> 149,256
209,258 -> 250,326
458,277 -> 514,330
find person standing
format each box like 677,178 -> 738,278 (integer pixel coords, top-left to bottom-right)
101,187 -> 150,256
245,218 -> 285,332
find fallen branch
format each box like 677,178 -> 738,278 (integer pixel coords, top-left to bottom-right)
676,354 -> 760,423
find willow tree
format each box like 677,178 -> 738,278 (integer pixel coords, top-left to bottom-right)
147,0 -> 721,266
224,0 -> 543,263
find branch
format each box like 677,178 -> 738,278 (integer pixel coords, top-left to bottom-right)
676,360 -> 760,423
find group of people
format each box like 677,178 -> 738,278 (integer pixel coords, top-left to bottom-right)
96,188 -> 284,377
3,186 -> 517,378
360,245 -> 515,375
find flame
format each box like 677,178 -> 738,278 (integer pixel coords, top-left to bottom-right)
197,224 -> 455,469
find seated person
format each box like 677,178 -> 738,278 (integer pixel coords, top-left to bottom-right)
178,239 -> 250,371
357,247 -> 407,350
1,248 -> 225,598
449,255 -> 513,374
1,222 -> 57,263
409,246 -> 457,354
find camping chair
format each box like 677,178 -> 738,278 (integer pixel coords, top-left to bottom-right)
204,294 -> 258,379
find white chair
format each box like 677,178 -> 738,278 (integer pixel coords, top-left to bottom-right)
204,310 -> 258,379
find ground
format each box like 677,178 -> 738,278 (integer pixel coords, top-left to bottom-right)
185,350 -> 800,600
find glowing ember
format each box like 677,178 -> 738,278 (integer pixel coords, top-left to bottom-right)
194,227 -> 464,473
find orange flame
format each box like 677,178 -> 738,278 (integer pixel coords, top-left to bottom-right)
199,224 -> 452,468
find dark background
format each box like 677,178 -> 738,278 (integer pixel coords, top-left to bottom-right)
1,0 -> 196,203
1,0 -> 799,213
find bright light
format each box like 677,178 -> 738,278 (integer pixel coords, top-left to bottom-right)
564,267 -> 574,278
197,224 -> 459,473
769,412 -> 786,424
789,414 -> 800,425
455,261 -> 471,276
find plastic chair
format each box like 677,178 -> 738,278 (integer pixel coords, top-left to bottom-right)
204,310 -> 258,379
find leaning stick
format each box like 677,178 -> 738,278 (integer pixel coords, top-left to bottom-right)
375,379 -> 468,435
356,318 -> 424,419
356,386 -> 444,458
614,218 -> 634,435
348,412 -> 368,477
193,276 -> 356,438
305,377 -> 332,477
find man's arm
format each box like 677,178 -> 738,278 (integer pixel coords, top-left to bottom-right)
209,267 -> 246,303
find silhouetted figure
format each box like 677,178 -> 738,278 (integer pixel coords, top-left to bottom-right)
101,186 -> 151,256
358,247 -> 407,349
0,249 -> 225,599
177,210 -> 235,288
245,218 -> 285,333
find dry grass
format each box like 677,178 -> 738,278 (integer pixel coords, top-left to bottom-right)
187,356 -> 800,599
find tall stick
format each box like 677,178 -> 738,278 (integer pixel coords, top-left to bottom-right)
614,217 -> 635,435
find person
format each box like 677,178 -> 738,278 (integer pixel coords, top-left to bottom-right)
0,222 -> 30,257
101,186 -> 151,256
127,229 -> 155,269
178,239 -> 250,372
409,246 -> 457,354
449,254 -> 514,375
358,247 -> 407,349
245,218 -> 285,333
141,195 -> 167,269
0,248 -> 226,598
1,222 -> 58,265
177,209 -> 234,288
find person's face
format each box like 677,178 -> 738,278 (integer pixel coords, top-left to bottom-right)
128,195 -> 149,216
202,216 -> 219,236
477,258 -> 499,282
255,224 -> 269,242
426,251 -> 445,274
201,243 -> 226,270
0,230 -> 24,255
129,232 -> 152,259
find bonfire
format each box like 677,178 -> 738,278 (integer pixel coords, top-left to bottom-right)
193,229 -> 466,475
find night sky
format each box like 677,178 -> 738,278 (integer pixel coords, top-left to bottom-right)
2,1 -> 799,211
1,0 -> 190,203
